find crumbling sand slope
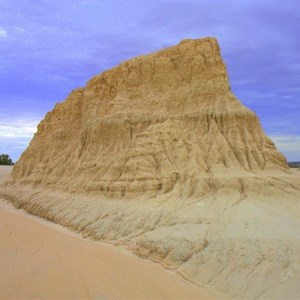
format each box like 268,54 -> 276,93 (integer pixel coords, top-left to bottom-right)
0,194 -> 214,299
1,37 -> 300,299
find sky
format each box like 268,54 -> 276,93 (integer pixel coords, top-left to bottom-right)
0,0 -> 299,162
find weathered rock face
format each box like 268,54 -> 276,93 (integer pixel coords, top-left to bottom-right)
10,37 -> 287,197
2,37 -> 300,300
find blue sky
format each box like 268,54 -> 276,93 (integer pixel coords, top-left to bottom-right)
0,0 -> 299,162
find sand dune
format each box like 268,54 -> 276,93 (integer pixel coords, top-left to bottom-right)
0,206 -> 215,299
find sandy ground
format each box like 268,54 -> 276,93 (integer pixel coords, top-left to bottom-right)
0,167 -> 213,300
0,165 -> 12,183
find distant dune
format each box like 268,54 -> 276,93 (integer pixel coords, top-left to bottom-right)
1,37 -> 300,299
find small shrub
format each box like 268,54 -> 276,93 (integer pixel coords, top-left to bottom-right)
0,154 -> 14,165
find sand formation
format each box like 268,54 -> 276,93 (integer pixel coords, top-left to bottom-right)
2,37 -> 300,299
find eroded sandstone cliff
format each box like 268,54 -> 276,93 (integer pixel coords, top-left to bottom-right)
2,37 -> 300,299
8,37 -> 288,197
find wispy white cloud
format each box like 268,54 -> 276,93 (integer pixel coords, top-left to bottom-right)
0,118 -> 39,162
0,137 -> 32,163
15,26 -> 25,32
270,135 -> 300,152
0,28 -> 7,38
0,119 -> 38,138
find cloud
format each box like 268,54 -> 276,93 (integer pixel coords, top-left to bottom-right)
0,28 -> 7,38
0,119 -> 38,138
270,135 -> 300,152
0,137 -> 31,163
0,117 -> 39,162
269,135 -> 300,161
15,26 -> 25,32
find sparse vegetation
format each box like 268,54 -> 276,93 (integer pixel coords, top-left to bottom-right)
0,154 -> 14,165
288,161 -> 300,168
